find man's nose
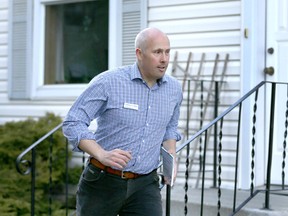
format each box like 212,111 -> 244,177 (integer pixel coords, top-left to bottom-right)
161,53 -> 169,62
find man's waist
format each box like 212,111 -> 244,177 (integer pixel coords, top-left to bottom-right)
89,157 -> 155,179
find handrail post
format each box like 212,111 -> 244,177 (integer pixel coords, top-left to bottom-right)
31,148 -> 36,216
213,81 -> 219,187
166,185 -> 171,216
264,82 -> 276,209
184,79 -> 191,215
66,138 -> 69,216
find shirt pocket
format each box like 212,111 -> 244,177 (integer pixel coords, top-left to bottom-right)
151,99 -> 177,127
105,101 -> 146,127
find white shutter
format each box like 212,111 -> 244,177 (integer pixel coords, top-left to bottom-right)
9,0 -> 33,99
122,0 -> 147,65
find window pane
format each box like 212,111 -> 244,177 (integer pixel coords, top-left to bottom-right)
44,1 -> 109,84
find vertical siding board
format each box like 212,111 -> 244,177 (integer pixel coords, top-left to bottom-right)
0,0 -> 9,101
9,0 -> 32,99
122,0 -> 142,65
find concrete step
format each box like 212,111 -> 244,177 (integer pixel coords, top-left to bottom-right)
161,185 -> 288,216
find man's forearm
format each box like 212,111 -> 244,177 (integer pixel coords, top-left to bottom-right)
78,139 -> 105,160
162,139 -> 177,156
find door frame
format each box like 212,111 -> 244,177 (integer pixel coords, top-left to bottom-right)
239,0 -> 267,189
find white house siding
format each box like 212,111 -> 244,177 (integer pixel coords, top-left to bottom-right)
147,0 -> 241,188
0,1 -> 8,120
0,0 -> 242,188
0,0 -> 73,124
0,1 -> 29,124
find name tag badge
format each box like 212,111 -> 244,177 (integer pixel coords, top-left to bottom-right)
123,102 -> 139,111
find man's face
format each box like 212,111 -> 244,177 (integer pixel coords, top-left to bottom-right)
137,33 -> 170,85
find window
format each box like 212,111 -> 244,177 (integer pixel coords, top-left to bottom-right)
9,0 -> 145,100
44,1 -> 109,84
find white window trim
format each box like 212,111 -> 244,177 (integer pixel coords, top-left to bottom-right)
109,0 -> 122,69
31,0 -> 121,100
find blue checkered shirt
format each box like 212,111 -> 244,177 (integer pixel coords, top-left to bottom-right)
63,63 -> 182,174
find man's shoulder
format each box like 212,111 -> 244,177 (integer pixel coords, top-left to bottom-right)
89,65 -> 132,84
164,74 -> 182,89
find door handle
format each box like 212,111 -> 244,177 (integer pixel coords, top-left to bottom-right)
267,47 -> 274,54
264,66 -> 275,75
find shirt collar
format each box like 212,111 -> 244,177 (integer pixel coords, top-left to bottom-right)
131,63 -> 168,86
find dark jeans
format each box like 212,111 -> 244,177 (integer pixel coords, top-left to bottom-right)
76,163 -> 163,216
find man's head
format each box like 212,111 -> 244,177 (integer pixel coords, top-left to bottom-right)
135,27 -> 170,87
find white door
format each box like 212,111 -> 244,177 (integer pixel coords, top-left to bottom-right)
265,0 -> 288,184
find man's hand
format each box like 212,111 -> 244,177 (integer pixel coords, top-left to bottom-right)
97,148 -> 132,170
162,139 -> 177,186
78,139 -> 132,170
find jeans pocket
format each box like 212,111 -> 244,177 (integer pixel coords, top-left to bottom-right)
81,163 -> 105,182
153,173 -> 162,189
153,172 -> 160,182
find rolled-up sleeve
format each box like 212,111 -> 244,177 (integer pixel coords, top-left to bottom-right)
62,77 -> 108,151
163,90 -> 183,142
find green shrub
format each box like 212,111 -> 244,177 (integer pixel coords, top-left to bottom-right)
0,113 -> 81,215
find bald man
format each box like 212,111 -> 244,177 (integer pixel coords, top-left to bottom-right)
63,27 -> 182,216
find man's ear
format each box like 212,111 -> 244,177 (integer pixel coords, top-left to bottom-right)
135,48 -> 142,59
